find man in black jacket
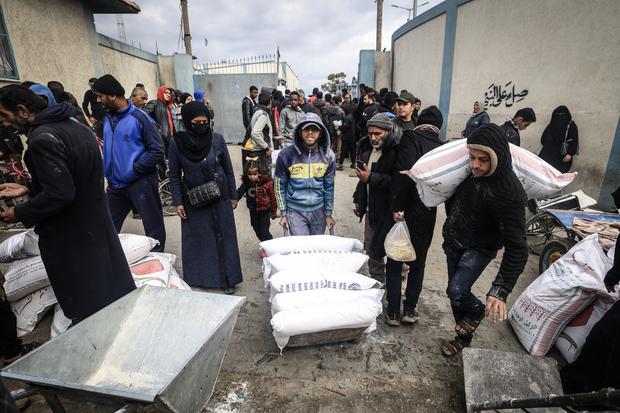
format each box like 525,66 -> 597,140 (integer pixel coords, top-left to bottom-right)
0,85 -> 136,323
353,113 -> 398,283
386,107 -> 444,326
440,123 -> 528,357
499,107 -> 536,146
242,85 -> 258,132
82,77 -> 105,137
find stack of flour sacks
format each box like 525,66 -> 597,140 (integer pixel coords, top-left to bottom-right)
0,230 -> 190,339
261,235 -> 384,350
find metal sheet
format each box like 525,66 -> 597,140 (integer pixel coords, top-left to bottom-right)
1,287 -> 245,411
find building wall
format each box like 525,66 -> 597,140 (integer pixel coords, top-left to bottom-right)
374,51 -> 392,91
391,0 -> 620,207
0,0 -> 97,97
97,35 -> 159,99
392,14 -> 445,107
193,73 -> 277,143
282,62 -> 299,91
357,50 -> 376,89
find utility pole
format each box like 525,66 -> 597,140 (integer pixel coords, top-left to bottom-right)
180,0 -> 192,55
376,0 -> 383,51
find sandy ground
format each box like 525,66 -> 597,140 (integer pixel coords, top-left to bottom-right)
0,145 -> 558,413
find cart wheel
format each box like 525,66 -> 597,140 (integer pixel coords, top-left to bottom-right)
539,239 -> 575,274
526,212 -> 562,256
158,178 -> 177,217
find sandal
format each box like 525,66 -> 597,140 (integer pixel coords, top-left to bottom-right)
455,313 -> 484,337
441,338 -> 469,357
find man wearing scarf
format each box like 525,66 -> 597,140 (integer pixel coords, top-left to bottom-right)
168,101 -> 242,293
440,124 -> 528,357
92,74 -> 166,251
0,85 -> 136,323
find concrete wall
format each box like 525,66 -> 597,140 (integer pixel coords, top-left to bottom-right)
391,0 -> 620,207
392,14 -> 446,108
172,54 -> 194,93
193,73 -> 277,143
157,56 -> 176,90
0,0 -> 98,97
97,34 -> 159,99
357,50 -> 376,89
374,51 -> 392,91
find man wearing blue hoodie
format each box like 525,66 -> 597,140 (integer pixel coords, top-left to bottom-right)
275,112 -> 336,235
93,74 -> 166,251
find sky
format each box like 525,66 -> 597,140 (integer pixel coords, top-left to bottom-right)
95,0 -> 443,93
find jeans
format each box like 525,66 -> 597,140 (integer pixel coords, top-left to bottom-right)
385,247 -> 429,316
287,208 -> 326,236
445,249 -> 494,343
250,210 -> 273,242
107,172 -> 166,251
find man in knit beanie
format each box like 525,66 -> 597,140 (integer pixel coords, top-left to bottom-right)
440,123 -> 528,357
352,112 -> 398,285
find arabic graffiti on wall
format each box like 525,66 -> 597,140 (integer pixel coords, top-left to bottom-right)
483,82 -> 528,109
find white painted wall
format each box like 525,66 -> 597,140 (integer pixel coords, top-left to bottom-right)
393,14 -> 446,106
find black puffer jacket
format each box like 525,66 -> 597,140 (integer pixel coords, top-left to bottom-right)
500,120 -> 520,146
442,123 -> 528,302
242,96 -> 255,130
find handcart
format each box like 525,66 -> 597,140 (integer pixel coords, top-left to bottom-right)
1,287 -> 245,413
526,208 -> 620,273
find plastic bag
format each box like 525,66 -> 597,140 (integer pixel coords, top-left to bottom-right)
384,222 -> 416,262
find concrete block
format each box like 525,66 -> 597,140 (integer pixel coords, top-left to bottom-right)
462,347 -> 563,413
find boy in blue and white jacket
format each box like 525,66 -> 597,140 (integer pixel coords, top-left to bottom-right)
275,112 -> 336,235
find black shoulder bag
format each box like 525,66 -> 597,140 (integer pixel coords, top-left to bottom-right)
186,152 -> 221,208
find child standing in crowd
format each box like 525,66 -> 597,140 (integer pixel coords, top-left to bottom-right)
236,160 -> 277,241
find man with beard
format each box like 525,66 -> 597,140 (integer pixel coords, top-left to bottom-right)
82,77 -> 105,138
386,107 -> 444,325
0,84 -> 135,323
92,74 -> 166,251
440,124 -> 528,357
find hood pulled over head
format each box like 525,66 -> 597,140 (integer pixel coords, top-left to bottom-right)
466,124 -> 512,177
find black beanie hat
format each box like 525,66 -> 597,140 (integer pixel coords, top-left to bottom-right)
384,91 -> 399,107
93,74 -> 125,96
417,105 -> 443,129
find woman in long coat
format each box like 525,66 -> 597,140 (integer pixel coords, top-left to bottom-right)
169,101 -> 242,293
538,105 -> 579,173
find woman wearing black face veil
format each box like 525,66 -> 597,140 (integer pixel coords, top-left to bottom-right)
168,101 -> 242,294
538,106 -> 579,173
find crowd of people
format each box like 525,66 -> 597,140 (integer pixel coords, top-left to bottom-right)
0,75 -> 615,397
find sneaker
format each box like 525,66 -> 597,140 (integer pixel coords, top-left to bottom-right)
401,310 -> 419,324
349,163 -> 355,169
385,312 -> 400,327
224,286 -> 236,295
336,164 -> 344,171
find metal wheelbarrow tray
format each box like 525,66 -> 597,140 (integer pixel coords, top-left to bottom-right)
1,286 -> 245,413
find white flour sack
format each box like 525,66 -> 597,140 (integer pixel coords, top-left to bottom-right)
271,293 -> 383,349
168,266 -> 192,290
271,288 -> 384,315
405,140 -> 577,207
263,251 -> 368,280
119,234 -> 159,264
4,256 -> 50,302
11,286 -> 57,337
129,253 -> 172,288
0,229 -> 40,263
508,234 -> 614,356
260,235 -> 364,257
554,298 -> 615,363
50,304 -> 72,339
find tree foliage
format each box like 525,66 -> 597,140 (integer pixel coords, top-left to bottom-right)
321,72 -> 350,94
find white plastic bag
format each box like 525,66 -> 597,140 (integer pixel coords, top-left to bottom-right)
384,222 -> 416,262
11,286 -> 57,337
50,304 -> 72,339
260,235 -> 364,257
508,234 -> 614,356
119,233 -> 159,264
4,256 -> 50,302
0,229 -> 40,263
